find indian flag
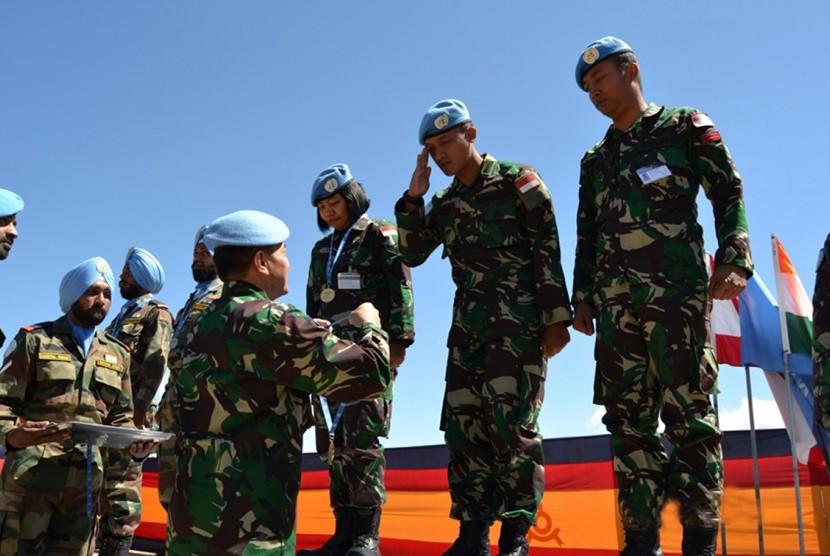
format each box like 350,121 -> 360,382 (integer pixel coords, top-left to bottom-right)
772,235 -> 814,359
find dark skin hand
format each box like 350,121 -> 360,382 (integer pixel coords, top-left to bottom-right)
6,421 -> 71,449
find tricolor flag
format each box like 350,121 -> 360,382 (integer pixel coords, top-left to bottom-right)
379,225 -> 398,239
772,235 -> 814,375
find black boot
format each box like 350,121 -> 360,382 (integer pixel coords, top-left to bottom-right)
620,529 -> 662,556
497,517 -> 531,555
298,507 -> 354,556
442,521 -> 491,556
345,507 -> 381,555
681,526 -> 718,556
97,533 -> 134,556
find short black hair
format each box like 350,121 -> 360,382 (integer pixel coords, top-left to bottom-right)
613,51 -> 641,87
213,244 -> 279,280
315,180 -> 371,232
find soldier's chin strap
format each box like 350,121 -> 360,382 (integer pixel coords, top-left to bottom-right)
86,439 -> 94,518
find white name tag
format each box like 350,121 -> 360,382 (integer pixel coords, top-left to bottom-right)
636,165 -> 672,185
337,272 -> 362,290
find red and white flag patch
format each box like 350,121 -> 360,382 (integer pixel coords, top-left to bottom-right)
700,130 -> 722,143
515,173 -> 541,194
379,225 -> 397,238
691,113 -> 715,128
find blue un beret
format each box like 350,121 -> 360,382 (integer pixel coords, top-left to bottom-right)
203,210 -> 290,250
418,99 -> 471,145
575,36 -> 634,90
0,188 -> 24,218
311,164 -> 354,206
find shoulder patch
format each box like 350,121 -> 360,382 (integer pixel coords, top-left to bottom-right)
691,112 -> 715,128
515,172 -> 542,194
700,130 -> 722,143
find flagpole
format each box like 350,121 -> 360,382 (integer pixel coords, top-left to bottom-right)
745,365 -> 765,555
772,234 -> 807,556
708,315 -> 729,556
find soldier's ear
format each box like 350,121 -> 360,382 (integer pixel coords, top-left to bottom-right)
465,126 -> 477,143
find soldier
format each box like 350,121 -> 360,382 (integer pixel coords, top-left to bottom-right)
572,37 -> 752,555
156,225 -> 223,509
166,210 -> 392,555
0,188 -> 24,348
395,99 -> 572,556
814,234 -> 830,433
300,164 -> 415,556
0,257 -> 152,555
99,247 -> 173,555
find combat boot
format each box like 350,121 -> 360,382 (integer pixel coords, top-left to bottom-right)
496,517 -> 531,555
97,533 -> 134,556
681,525 -> 718,556
620,529 -> 662,556
442,520 -> 491,556
345,506 -> 381,555
298,507 -> 354,556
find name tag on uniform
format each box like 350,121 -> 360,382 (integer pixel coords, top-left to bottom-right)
38,352 -> 72,362
337,272 -> 362,290
122,317 -> 141,325
96,359 -> 124,372
636,165 -> 672,185
192,302 -> 209,311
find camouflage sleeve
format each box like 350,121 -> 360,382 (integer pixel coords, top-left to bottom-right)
813,234 -> 830,432
103,350 -> 135,428
375,221 -> 415,345
0,329 -> 35,445
573,158 -> 599,306
516,171 -> 572,325
306,249 -> 322,319
689,111 -> 753,277
272,307 -> 391,403
394,193 -> 443,268
133,306 -> 173,412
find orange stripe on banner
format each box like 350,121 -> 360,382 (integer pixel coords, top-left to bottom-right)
776,237 -> 796,275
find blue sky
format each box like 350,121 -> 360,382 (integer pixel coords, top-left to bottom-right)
1,2 -> 828,449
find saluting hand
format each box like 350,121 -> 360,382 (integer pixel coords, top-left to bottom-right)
408,147 -> 432,200
709,264 -> 747,300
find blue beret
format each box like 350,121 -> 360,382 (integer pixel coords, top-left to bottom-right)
575,36 -> 634,90
204,210 -> 290,250
126,247 -> 166,294
0,188 -> 24,217
418,99 -> 471,145
59,257 -> 115,314
311,164 -> 354,206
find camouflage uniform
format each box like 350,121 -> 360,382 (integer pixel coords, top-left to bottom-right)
814,234 -> 830,432
574,104 -> 753,530
156,277 -> 223,509
306,215 -> 415,510
100,294 -> 173,539
166,280 -> 391,555
394,154 -> 572,524
0,316 -> 133,555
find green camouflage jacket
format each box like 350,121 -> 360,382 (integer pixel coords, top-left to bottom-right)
107,295 -> 173,414
306,215 -> 414,346
574,104 -> 753,305
168,280 -> 390,551
0,316 -> 133,471
395,154 -> 572,346
813,234 -> 830,431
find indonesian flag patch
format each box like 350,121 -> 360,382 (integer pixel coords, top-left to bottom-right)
700,130 -> 722,143
691,113 -> 715,128
515,173 -> 541,194
379,225 -> 398,238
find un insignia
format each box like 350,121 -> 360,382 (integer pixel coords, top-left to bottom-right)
434,113 -> 449,130
582,47 -> 600,64
324,178 -> 338,193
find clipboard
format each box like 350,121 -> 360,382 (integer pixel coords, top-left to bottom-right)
68,421 -> 173,448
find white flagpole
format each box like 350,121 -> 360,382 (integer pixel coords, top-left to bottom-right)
745,365 -> 765,554
772,234 -> 806,556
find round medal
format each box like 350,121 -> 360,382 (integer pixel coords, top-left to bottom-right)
320,288 -> 336,303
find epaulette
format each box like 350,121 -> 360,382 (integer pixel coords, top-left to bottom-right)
102,331 -> 130,352
147,298 -> 170,310
21,321 -> 50,333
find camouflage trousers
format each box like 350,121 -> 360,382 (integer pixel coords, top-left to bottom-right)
312,389 -> 392,509
442,337 -> 545,524
594,283 -> 723,531
99,447 -> 143,537
0,445 -> 101,555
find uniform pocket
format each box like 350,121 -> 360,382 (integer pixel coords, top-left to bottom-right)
0,491 -> 23,554
93,366 -> 124,410
33,360 -> 77,406
477,213 -> 524,249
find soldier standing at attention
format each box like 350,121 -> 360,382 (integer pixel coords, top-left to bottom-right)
166,210 -> 392,555
813,234 -> 830,433
572,37 -> 752,555
300,164 -> 415,556
0,188 -> 24,348
99,247 -> 173,555
0,257 -> 152,555
156,225 -> 223,509
395,99 -> 572,556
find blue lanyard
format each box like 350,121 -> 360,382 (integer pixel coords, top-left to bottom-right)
110,294 -> 152,334
320,397 -> 347,435
325,217 -> 364,285
174,282 -> 216,336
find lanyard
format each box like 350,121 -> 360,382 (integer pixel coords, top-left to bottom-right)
110,294 -> 152,334
325,216 -> 364,285
174,282 -> 216,336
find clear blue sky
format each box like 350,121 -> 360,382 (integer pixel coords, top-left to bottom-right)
1,1 -> 828,449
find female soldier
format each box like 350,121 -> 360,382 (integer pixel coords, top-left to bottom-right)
300,164 -> 415,556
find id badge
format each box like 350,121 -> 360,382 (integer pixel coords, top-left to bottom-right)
636,164 -> 672,185
337,272 -> 362,290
